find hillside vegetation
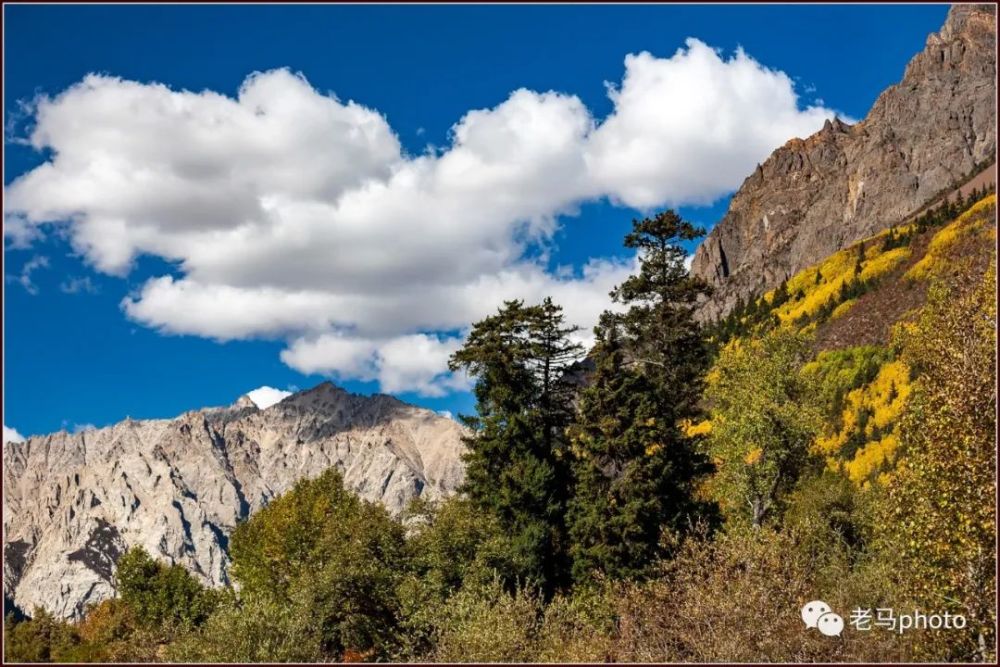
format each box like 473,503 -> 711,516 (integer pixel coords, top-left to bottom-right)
5,192 -> 996,663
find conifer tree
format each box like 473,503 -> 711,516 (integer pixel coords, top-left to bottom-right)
566,210 -> 715,583
771,279 -> 790,308
611,210 -> 712,419
449,298 -> 583,592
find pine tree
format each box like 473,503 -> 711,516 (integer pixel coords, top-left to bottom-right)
526,298 -> 584,460
772,279 -> 790,308
611,210 -> 712,419
567,315 -> 708,583
449,299 -> 583,592
566,210 -> 715,583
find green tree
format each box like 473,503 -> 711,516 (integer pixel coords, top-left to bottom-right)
429,576 -> 544,663
567,315 -> 710,583
449,298 -> 583,592
402,496 -> 520,595
566,211 -> 715,583
705,329 -> 821,527
168,596 -> 323,663
3,608 -> 81,663
771,279 -> 790,308
612,210 -> 711,417
227,468 -> 408,660
71,598 -> 163,663
114,547 -> 218,632
395,497 -> 523,660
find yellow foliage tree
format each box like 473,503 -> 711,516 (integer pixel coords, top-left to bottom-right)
876,263 -> 996,661
704,329 -> 822,527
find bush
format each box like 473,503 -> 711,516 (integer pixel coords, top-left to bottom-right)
403,496 -> 520,594
610,527 -> 913,662
875,265 -> 997,661
115,547 -> 219,632
71,598 -> 164,662
429,577 -> 543,662
4,608 -> 81,663
167,595 -> 322,663
535,583 -> 618,662
395,496 -> 522,659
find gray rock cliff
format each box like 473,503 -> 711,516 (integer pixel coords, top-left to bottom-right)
691,4 -> 996,320
3,382 -> 466,619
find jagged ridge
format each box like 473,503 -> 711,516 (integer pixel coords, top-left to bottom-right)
2,382 -> 466,619
692,3 -> 996,320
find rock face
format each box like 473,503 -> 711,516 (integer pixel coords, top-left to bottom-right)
692,4 -> 997,320
3,382 -> 466,619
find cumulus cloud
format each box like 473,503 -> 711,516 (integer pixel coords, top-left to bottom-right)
4,425 -> 26,444
3,41 -> 843,395
3,215 -> 42,249
586,42 -> 840,208
281,333 -> 471,397
246,386 -> 293,409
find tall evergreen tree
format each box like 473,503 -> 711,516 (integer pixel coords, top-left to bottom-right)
611,210 -> 712,420
567,210 -> 716,583
526,298 -> 585,459
449,298 -> 583,592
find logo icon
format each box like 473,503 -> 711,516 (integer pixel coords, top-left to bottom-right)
801,600 -> 844,637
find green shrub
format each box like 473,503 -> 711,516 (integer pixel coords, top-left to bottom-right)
4,608 -> 81,663
429,577 -> 543,662
167,596 -> 322,663
535,583 -> 618,662
115,547 -> 219,632
611,528 -> 912,662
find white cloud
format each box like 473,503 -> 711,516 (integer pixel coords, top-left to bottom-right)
3,44 -> 843,396
3,215 -> 42,249
585,42 -> 843,208
280,333 -> 471,397
60,276 -> 98,294
246,386 -> 293,409
4,425 -> 26,444
6,255 -> 49,295
71,423 -> 97,434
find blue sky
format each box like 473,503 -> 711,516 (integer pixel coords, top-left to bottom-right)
3,3 -> 948,438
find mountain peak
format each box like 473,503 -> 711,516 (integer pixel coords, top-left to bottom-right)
282,380 -> 347,404
940,3 -> 995,42
232,394 -> 258,410
691,5 -> 996,320
3,378 -> 466,620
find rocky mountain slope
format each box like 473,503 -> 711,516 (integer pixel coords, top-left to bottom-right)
692,3 -> 996,320
3,382 -> 466,619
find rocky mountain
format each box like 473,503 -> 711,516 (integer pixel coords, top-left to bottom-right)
2,382 -> 466,619
691,3 -> 997,320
